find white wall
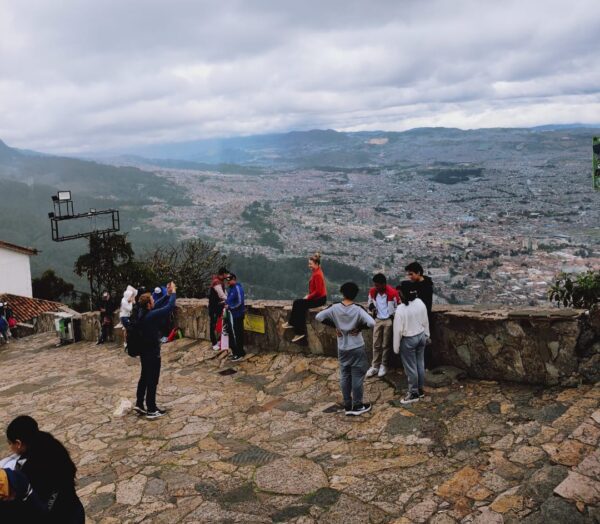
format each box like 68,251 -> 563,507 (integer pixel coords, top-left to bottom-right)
0,248 -> 33,297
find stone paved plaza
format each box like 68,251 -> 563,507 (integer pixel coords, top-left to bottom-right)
0,333 -> 598,523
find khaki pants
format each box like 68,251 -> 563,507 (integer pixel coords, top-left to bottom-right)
372,318 -> 393,367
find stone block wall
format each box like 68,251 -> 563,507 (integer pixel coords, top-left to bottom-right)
430,305 -> 599,386
35,299 -> 599,386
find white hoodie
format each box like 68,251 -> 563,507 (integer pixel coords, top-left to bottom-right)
119,285 -> 138,318
393,298 -> 430,354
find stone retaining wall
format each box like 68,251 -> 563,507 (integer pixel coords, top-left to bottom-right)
35,300 -> 600,386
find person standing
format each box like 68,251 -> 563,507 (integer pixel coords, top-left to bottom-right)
208,268 -> 229,350
316,282 -> 375,415
404,262 -> 434,367
224,273 -> 246,362
96,291 -> 116,345
283,253 -> 327,343
119,285 -> 137,349
393,281 -> 430,404
134,281 -> 177,420
366,273 -> 399,379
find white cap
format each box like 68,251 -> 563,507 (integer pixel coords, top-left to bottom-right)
154,287 -> 162,294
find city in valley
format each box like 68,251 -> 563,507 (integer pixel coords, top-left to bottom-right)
127,130 -> 599,306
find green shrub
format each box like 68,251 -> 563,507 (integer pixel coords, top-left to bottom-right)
548,270 -> 600,309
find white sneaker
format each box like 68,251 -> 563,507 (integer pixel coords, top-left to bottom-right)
378,365 -> 387,377
212,344 -> 220,351
292,334 -> 306,343
366,367 -> 379,378
282,322 -> 294,330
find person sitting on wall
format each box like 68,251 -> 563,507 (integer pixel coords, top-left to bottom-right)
282,252 -> 327,343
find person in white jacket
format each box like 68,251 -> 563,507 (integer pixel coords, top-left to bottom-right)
119,285 -> 138,348
393,281 -> 430,404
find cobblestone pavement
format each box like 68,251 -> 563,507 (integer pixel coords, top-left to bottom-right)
0,333 -> 598,523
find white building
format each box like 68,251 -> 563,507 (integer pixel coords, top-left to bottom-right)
0,240 -> 37,298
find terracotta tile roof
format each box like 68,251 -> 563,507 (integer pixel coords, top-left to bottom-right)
0,293 -> 63,323
0,240 -> 38,256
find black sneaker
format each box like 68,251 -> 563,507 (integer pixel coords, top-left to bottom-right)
146,408 -> 167,420
229,354 -> 244,362
346,403 -> 372,416
418,389 -> 425,398
133,405 -> 147,416
400,392 -> 420,405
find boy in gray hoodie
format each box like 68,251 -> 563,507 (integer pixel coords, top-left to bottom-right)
316,282 -> 375,416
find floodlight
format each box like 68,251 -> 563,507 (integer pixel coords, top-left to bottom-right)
57,191 -> 72,201
48,212 -> 55,218
89,208 -> 96,213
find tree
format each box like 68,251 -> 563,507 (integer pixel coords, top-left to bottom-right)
548,270 -> 600,310
32,270 -> 75,302
140,239 -> 227,298
74,233 -> 138,304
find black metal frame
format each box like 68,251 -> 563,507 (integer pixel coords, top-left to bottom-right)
49,192 -> 120,242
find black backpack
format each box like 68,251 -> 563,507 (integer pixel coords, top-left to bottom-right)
125,306 -> 149,357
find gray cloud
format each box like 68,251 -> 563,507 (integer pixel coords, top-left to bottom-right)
0,0 -> 599,153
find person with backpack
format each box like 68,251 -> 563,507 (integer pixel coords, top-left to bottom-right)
365,273 -> 399,379
0,415 -> 85,523
316,282 -> 375,416
393,280 -> 430,405
133,281 -> 177,420
0,313 -> 8,344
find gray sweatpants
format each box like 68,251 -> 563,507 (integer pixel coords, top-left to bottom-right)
400,332 -> 427,394
338,345 -> 369,409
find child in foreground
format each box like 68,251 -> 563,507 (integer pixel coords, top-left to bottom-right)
316,282 -> 375,416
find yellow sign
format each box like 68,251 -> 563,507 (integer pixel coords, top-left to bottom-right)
244,314 -> 265,334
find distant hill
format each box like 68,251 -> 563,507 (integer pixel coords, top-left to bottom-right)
0,140 -> 190,287
93,126 -> 600,170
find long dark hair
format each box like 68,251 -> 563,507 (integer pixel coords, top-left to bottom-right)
7,415 -> 77,487
398,280 -> 418,306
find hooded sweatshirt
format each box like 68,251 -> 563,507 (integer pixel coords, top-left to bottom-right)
412,276 -> 433,314
316,302 -> 375,351
120,285 -> 138,318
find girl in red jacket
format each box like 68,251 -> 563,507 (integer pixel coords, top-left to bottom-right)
283,252 -> 327,343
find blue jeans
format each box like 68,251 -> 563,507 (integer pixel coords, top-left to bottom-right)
338,345 -> 369,409
400,332 -> 427,394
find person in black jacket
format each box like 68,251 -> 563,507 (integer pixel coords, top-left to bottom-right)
96,291 -> 117,345
404,262 -> 435,367
134,281 -> 177,420
1,415 -> 85,523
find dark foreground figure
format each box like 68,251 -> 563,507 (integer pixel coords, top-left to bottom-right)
0,415 -> 85,523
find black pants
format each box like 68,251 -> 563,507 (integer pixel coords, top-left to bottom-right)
209,305 -> 223,345
98,318 -> 112,343
289,297 -> 327,335
424,314 -> 434,369
228,314 -> 246,357
136,354 -> 161,412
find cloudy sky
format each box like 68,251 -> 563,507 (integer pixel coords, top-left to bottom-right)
1,0 -> 599,153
